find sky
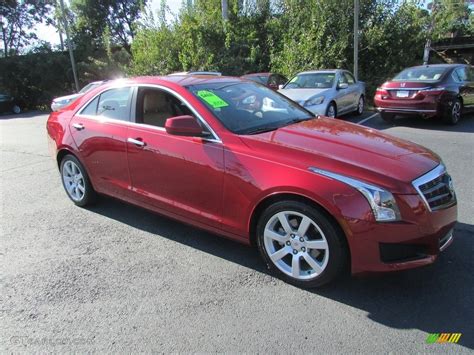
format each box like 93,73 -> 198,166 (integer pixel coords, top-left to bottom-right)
35,0 -> 183,47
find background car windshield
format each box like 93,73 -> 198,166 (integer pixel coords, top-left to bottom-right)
187,82 -> 313,134
243,75 -> 267,84
393,67 -> 447,81
284,73 -> 335,89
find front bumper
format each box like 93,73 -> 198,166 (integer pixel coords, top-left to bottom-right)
345,194 -> 457,274
301,102 -> 327,116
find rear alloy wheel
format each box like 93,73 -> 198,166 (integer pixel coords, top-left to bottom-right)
355,96 -> 364,115
12,105 -> 21,114
60,155 -> 96,207
256,201 -> 347,288
326,102 -> 337,118
444,99 -> 461,125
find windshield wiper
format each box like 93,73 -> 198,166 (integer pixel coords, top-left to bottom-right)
243,125 -> 280,135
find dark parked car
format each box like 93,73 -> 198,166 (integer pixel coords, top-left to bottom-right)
374,64 -> 474,125
241,72 -> 288,90
0,93 -> 21,114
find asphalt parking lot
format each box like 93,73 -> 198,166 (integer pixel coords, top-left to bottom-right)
1,110 -> 473,352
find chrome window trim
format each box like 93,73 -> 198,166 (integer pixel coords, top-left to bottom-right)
75,83 -> 222,144
412,163 -> 455,212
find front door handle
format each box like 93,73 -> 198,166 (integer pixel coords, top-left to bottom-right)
127,137 -> 146,147
72,123 -> 84,131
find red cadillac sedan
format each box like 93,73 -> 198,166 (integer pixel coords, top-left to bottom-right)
47,75 -> 457,288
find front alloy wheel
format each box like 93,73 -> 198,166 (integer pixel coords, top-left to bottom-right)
326,103 -> 337,118
257,201 -> 347,288
263,211 -> 330,279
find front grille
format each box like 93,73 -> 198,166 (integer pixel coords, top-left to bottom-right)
413,165 -> 456,212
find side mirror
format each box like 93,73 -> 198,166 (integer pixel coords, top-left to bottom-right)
337,82 -> 349,90
278,84 -> 284,90
165,115 -> 208,137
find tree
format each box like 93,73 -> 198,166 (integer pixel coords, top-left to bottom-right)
430,0 -> 474,40
0,0 -> 53,57
71,0 -> 147,54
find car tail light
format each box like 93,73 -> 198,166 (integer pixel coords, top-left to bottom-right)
419,87 -> 446,96
375,88 -> 389,99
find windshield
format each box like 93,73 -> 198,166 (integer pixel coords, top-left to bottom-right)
393,67 -> 447,82
284,73 -> 336,89
79,82 -> 101,94
187,81 -> 314,135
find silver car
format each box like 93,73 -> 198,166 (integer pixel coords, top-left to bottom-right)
51,81 -> 106,111
278,70 -> 365,117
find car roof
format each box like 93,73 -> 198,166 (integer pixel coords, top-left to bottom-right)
242,72 -> 271,77
109,75 -> 244,88
407,64 -> 466,70
297,69 -> 340,75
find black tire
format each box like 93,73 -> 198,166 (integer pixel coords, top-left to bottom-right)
60,154 -> 97,207
380,112 -> 395,123
355,95 -> 364,115
256,200 -> 348,288
444,99 -> 462,125
326,102 -> 337,118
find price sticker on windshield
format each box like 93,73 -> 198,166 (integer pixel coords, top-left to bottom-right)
196,90 -> 229,108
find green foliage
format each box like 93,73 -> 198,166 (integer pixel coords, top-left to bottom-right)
0,51 -> 73,108
3,0 -> 474,110
431,0 -> 474,40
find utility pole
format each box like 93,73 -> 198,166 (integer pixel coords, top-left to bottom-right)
424,1 -> 437,65
59,0 -> 79,92
353,0 -> 359,80
221,0 -> 228,21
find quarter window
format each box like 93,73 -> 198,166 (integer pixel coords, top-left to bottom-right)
454,67 -> 470,82
79,87 -> 132,121
97,87 -> 132,121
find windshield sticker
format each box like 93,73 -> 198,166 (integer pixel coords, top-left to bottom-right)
197,90 -> 229,108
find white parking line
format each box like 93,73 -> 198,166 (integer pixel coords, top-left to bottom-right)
357,112 -> 378,125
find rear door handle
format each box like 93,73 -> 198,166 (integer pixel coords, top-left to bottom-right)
72,123 -> 84,131
127,137 -> 146,147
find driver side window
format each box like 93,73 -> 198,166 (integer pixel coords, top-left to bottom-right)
136,88 -> 194,128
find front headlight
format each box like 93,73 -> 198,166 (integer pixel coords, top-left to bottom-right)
309,167 -> 401,222
55,98 -> 72,105
304,96 -> 324,107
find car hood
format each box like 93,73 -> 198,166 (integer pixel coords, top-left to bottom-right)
53,93 -> 83,103
240,118 -> 440,194
278,88 -> 330,104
